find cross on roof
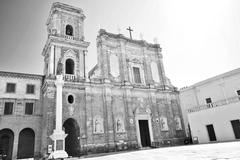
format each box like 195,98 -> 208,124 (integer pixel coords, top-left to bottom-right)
126,26 -> 133,39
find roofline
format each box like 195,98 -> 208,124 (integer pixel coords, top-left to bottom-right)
98,29 -> 161,49
0,71 -> 44,80
46,2 -> 85,25
180,67 -> 240,92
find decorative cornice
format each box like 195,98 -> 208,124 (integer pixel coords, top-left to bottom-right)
0,71 -> 43,80
98,29 -> 161,49
42,36 -> 90,56
46,2 -> 85,25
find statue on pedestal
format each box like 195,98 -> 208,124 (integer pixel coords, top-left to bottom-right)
57,59 -> 63,75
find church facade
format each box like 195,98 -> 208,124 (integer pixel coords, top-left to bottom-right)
0,2 -> 185,159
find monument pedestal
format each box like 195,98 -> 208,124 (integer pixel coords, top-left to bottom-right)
49,130 -> 68,159
49,75 -> 68,159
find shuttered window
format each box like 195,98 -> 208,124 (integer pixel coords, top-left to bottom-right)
25,103 -> 34,115
6,83 -> 16,93
26,85 -> 35,94
4,102 -> 14,115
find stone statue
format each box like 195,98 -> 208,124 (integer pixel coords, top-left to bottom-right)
95,118 -> 102,133
117,119 -> 122,132
160,117 -> 168,131
56,59 -> 63,75
175,117 -> 182,130
116,117 -> 125,132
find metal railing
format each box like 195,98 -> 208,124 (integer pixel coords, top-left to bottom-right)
187,95 -> 240,113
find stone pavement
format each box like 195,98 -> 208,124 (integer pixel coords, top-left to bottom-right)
67,141 -> 240,160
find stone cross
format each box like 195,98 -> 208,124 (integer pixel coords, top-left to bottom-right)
117,25 -> 121,34
139,33 -> 144,40
126,26 -> 133,39
153,37 -> 158,44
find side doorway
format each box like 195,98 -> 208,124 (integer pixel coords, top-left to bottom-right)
0,129 -> 14,160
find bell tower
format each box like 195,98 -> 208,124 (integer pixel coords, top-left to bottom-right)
42,2 -> 89,81
41,3 -> 90,158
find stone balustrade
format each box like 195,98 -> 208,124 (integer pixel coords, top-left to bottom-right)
64,35 -> 74,40
187,95 -> 240,113
64,74 -> 76,81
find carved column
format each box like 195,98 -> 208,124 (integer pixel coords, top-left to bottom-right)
49,45 -> 55,75
49,75 -> 68,159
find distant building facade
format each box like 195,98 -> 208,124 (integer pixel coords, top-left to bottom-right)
180,68 -> 240,143
0,2 -> 185,159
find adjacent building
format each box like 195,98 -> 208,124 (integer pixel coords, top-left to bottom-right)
0,2 -> 186,159
180,68 -> 240,143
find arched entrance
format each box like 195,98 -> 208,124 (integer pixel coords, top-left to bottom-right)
17,128 -> 35,159
0,129 -> 14,160
63,118 -> 80,157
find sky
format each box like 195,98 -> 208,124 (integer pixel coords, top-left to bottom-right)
0,0 -> 240,88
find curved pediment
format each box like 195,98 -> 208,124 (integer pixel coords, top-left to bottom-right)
134,106 -> 151,115
64,49 -> 77,59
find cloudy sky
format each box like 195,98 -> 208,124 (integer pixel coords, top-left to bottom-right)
0,0 -> 240,88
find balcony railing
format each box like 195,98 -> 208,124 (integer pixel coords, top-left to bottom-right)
64,35 -> 74,40
48,33 -> 83,41
64,74 -> 76,81
187,95 -> 240,113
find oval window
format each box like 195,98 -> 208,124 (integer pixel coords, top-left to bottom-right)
68,95 -> 74,104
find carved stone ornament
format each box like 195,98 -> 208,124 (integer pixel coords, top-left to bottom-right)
46,88 -> 55,98
68,106 -> 74,116
129,118 -> 134,124
146,108 -> 151,113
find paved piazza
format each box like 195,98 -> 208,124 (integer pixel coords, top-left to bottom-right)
75,142 -> 240,160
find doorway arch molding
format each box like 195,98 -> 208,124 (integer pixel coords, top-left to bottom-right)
134,107 -> 154,148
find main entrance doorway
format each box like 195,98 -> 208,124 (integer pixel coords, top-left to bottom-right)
139,120 -> 151,147
63,118 -> 80,157
0,129 -> 14,160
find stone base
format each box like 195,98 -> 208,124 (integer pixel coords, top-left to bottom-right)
49,129 -> 68,159
49,150 -> 68,159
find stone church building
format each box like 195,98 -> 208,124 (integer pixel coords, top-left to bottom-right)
0,2 -> 185,159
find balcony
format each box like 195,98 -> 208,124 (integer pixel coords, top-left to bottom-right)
64,35 -> 74,40
64,74 -> 76,81
187,95 -> 240,113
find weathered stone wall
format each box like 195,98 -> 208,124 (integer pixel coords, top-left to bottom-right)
41,80 -> 55,157
40,82 -> 185,155
95,30 -> 166,87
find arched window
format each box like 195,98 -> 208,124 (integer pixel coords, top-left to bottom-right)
66,25 -> 73,36
65,59 -> 74,74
